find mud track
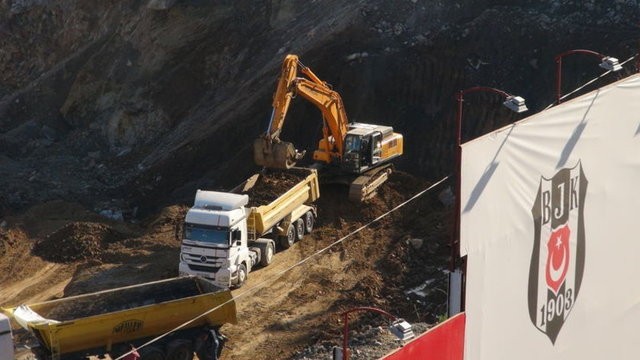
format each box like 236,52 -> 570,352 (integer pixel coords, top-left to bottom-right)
0,172 -> 451,359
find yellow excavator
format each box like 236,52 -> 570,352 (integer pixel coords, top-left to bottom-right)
254,54 -> 404,201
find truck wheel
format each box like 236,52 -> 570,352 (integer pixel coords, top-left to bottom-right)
235,263 -> 247,288
295,218 -> 304,241
259,243 -> 274,267
304,211 -> 314,234
165,339 -> 193,360
140,346 -> 165,360
279,224 -> 295,249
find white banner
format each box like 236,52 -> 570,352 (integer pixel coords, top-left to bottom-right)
461,74 -> 640,359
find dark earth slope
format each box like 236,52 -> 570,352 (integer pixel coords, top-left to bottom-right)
0,1 -> 639,359
0,0 -> 637,215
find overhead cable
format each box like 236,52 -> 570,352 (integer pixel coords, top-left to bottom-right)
114,175 -> 450,359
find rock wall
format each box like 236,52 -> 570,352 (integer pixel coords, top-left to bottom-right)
0,0 -> 638,214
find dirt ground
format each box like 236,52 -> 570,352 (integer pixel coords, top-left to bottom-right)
244,168 -> 310,207
0,2 -> 635,359
0,171 -> 451,360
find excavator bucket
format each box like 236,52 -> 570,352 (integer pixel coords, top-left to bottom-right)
253,137 -> 304,169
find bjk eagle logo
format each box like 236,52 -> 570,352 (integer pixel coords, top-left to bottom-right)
528,162 -> 587,344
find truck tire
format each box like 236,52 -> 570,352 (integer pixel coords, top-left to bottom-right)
165,339 -> 193,360
259,243 -> 274,267
295,218 -> 305,241
235,263 -> 247,288
140,346 -> 165,360
304,211 -> 314,234
279,224 -> 295,249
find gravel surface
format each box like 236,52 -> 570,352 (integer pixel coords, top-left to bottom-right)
292,323 -> 431,360
33,222 -> 127,262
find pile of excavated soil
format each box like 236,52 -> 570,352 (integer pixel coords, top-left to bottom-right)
43,277 -> 200,321
221,171 -> 452,360
33,222 -> 127,263
244,169 -> 309,207
1,172 -> 451,360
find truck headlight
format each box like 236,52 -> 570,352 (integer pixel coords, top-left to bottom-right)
218,258 -> 229,267
217,268 -> 231,282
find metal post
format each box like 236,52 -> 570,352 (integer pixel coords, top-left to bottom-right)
451,91 -> 463,271
636,43 -> 640,73
556,56 -> 563,104
341,307 -> 399,360
451,87 -> 511,270
343,312 -> 349,360
554,49 -> 620,104
448,86 -> 526,314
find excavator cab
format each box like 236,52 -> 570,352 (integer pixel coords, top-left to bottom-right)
341,123 -> 401,174
342,133 -> 372,174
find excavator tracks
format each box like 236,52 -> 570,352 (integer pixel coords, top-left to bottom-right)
348,164 -> 394,202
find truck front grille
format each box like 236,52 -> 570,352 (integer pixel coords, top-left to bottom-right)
187,264 -> 221,273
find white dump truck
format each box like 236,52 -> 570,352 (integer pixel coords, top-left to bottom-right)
178,168 -> 320,288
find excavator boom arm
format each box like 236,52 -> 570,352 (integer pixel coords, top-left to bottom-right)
256,54 -> 350,168
266,54 -> 299,140
292,78 -> 349,159
266,55 -> 346,142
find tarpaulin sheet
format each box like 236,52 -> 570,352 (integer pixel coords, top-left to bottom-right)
460,74 -> 640,359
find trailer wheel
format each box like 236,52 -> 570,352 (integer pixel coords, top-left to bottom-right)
140,346 -> 165,360
279,224 -> 295,249
235,263 -> 247,288
259,243 -> 274,267
295,218 -> 305,241
166,339 -> 193,360
304,211 -> 314,234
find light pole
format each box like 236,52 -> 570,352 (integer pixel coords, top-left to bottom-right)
451,87 -> 527,272
337,306 -> 414,360
555,49 -> 622,104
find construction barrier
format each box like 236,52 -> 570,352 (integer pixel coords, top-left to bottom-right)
382,312 -> 465,360
460,74 -> 640,359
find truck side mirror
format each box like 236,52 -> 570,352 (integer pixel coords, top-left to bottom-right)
232,229 -> 242,241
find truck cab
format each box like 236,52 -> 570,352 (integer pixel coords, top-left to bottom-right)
179,169 -> 318,289
178,191 -> 256,289
0,313 -> 14,360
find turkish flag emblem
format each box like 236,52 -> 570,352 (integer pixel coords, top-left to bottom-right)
545,225 -> 570,294
529,163 -> 587,344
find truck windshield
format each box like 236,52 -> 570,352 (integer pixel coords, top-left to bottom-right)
184,223 -> 229,246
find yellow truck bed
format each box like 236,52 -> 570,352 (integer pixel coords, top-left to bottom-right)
3,276 -> 236,357
234,167 -> 320,236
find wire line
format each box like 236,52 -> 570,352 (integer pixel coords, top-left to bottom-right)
544,54 -> 638,110
114,175 -> 450,359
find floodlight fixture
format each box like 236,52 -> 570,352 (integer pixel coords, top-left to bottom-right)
555,49 -> 623,104
389,318 -> 415,341
451,86 -> 527,271
503,95 -> 528,113
599,56 -> 623,72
